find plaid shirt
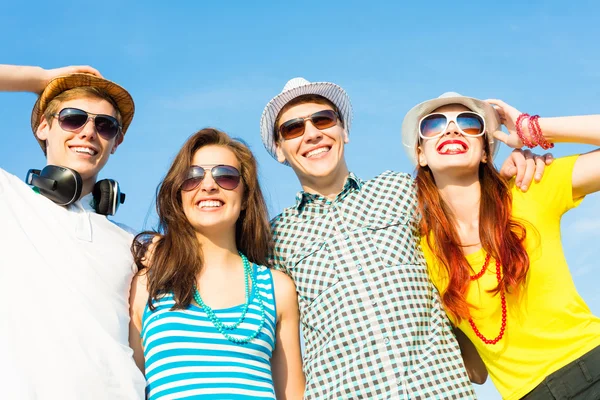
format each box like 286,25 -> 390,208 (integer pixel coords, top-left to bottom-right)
269,171 -> 475,400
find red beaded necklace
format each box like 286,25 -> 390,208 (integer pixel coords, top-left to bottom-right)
468,253 -> 507,345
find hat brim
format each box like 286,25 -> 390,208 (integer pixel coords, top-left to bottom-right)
31,74 -> 134,153
260,81 -> 353,163
401,96 -> 501,166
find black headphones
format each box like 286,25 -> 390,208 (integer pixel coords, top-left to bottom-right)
26,165 -> 126,216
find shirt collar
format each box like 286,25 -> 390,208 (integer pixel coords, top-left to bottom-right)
294,172 -> 363,211
79,192 -> 97,213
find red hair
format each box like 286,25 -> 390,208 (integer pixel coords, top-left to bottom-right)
416,150 -> 530,322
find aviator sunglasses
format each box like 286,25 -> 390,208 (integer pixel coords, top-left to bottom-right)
180,164 -> 241,191
419,111 -> 486,140
53,107 -> 121,140
278,109 -> 339,140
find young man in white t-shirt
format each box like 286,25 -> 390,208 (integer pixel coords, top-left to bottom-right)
0,65 -> 144,399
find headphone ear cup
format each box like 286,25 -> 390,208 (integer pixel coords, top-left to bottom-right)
93,179 -> 116,216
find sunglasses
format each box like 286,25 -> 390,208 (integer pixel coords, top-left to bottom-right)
419,111 -> 485,140
181,164 -> 241,191
278,109 -> 339,140
53,107 -> 121,140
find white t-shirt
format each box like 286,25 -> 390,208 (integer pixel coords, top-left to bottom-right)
0,168 -> 145,399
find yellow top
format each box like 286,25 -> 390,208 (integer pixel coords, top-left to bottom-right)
422,155 -> 600,400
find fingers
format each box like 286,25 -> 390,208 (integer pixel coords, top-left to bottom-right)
518,150 -> 535,191
485,99 -> 508,108
69,65 -> 103,78
499,149 -> 521,181
544,153 -> 554,165
492,129 -> 510,144
141,234 -> 161,268
534,154 -> 546,182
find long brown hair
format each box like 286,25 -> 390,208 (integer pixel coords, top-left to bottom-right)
416,140 -> 530,322
132,128 -> 272,310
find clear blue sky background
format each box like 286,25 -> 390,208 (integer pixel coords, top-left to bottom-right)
2,1 -> 599,398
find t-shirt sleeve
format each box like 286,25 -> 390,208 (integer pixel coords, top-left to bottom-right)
518,155 -> 582,217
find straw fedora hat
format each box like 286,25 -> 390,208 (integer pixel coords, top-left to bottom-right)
31,73 -> 134,153
401,92 -> 501,165
260,77 -> 353,162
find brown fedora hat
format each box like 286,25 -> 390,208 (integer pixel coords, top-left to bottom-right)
30,73 -> 135,152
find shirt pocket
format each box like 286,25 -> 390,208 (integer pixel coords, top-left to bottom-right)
362,212 -> 422,267
287,240 -> 338,305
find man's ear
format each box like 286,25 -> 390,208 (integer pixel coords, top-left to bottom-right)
343,128 -> 349,144
275,142 -> 287,164
35,117 -> 50,142
417,145 -> 428,167
111,134 -> 124,155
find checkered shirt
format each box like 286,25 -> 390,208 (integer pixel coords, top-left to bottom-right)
269,171 -> 476,400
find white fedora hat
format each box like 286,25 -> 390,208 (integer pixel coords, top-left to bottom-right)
401,92 -> 502,165
260,77 -> 353,162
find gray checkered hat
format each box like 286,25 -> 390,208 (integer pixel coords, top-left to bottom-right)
260,77 -> 353,162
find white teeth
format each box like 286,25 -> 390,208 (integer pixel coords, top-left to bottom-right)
306,147 -> 330,158
198,200 -> 223,208
72,147 -> 97,155
440,143 -> 466,153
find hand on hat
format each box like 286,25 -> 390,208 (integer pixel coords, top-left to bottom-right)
486,99 -> 525,149
37,65 -> 103,94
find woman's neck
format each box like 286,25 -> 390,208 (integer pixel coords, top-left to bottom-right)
195,231 -> 239,272
434,171 -> 482,248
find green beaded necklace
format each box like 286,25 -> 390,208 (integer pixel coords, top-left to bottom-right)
192,252 -> 267,344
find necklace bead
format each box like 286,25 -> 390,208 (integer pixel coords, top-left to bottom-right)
193,252 -> 267,344
468,255 -> 507,345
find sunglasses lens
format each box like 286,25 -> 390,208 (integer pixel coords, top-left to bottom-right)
311,110 -> 337,130
212,165 -> 241,190
95,116 -> 120,139
279,119 -> 305,140
181,167 -> 205,191
58,108 -> 88,131
420,114 -> 447,137
457,113 -> 484,136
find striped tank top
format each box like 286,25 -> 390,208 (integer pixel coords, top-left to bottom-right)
141,264 -> 277,399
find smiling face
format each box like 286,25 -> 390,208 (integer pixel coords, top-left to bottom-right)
35,96 -> 122,189
275,102 -> 349,193
417,104 -> 488,177
180,145 -> 244,239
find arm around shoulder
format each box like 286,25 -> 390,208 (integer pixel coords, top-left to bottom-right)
129,270 -> 150,374
270,269 -> 305,400
454,328 -> 488,384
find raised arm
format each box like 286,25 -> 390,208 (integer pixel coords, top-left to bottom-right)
488,99 -> 600,197
0,64 -> 102,93
270,270 -> 305,400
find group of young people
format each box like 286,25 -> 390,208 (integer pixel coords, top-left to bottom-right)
1,64 -> 598,400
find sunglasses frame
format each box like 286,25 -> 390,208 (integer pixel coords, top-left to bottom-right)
53,107 -> 122,140
278,109 -> 340,141
418,111 -> 486,141
180,164 -> 242,191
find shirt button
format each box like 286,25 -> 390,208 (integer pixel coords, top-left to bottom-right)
396,378 -> 403,386
357,264 -> 363,271
383,337 -> 390,345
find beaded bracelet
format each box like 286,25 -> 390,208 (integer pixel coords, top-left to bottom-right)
529,115 -> 554,150
515,113 -> 537,148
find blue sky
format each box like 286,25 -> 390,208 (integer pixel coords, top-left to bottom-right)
2,2 -> 599,398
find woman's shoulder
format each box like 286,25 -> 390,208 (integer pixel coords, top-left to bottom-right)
267,268 -> 298,313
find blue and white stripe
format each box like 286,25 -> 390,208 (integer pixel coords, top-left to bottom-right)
141,264 -> 277,400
